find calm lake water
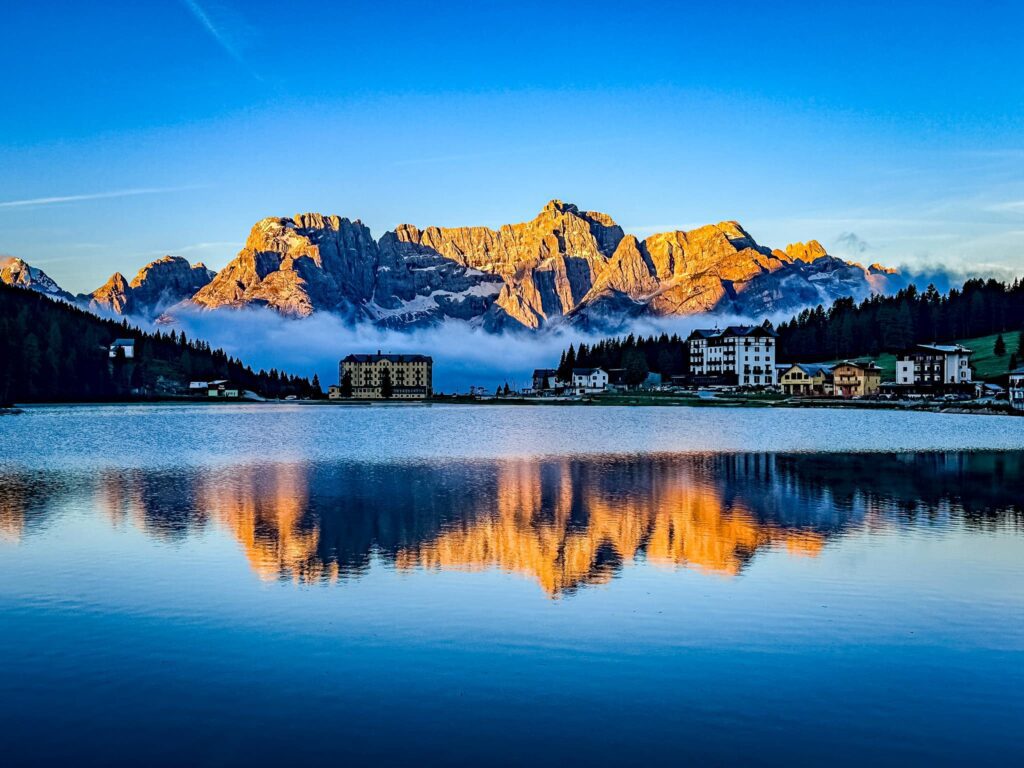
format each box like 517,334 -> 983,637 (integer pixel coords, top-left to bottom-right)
1,404 -> 1023,766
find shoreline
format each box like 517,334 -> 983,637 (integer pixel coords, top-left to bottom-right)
5,397 -> 1020,417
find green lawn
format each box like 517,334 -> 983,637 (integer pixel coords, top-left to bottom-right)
825,330 -> 1021,382
963,330 -> 1022,379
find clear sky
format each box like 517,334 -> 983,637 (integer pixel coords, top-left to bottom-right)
3,0 -> 1023,294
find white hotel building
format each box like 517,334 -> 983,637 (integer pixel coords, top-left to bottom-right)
895,344 -> 973,388
686,326 -> 778,387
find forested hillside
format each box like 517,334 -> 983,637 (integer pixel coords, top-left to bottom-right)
556,278 -> 1024,382
0,283 -> 319,404
776,278 -> 1024,363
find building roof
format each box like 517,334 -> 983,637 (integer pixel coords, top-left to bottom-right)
111,338 -> 135,346
343,353 -> 432,363
911,343 -> 973,355
1010,366 -> 1024,376
835,359 -> 881,371
532,368 -> 557,377
572,367 -> 605,377
687,325 -> 777,341
783,363 -> 833,377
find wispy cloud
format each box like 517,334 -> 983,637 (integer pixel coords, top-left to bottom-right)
0,186 -> 202,210
141,241 -> 238,263
180,0 -> 260,78
988,200 -> 1024,213
835,231 -> 870,254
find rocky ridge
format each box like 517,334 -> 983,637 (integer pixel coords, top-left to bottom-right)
2,201 -> 904,331
87,256 -> 215,317
0,257 -> 76,302
184,200 -> 901,330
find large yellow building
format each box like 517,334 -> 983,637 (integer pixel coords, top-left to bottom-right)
333,353 -> 432,400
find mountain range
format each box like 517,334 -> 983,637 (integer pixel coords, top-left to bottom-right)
2,200 -> 902,332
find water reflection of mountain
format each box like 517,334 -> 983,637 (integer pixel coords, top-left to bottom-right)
2,452 -> 1022,595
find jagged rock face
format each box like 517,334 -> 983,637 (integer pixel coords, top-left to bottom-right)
88,256 -> 214,317
191,216 -> 379,318
0,257 -> 75,302
174,200 -> 901,330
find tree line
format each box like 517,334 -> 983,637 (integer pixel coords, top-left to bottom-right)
557,333 -> 687,385
776,278 -> 1024,364
0,283 -> 321,405
552,278 -> 1024,382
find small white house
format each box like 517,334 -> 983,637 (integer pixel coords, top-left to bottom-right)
109,338 -> 135,359
571,367 -> 609,394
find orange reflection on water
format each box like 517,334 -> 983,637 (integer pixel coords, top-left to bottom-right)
198,463 -> 325,583
397,458 -> 825,596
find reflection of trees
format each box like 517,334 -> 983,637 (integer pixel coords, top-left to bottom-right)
2,452 -> 1021,595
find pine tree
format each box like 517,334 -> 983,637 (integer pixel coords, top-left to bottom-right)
995,334 -> 1006,357
340,370 -> 353,397
622,348 -> 649,387
558,345 -> 576,382
311,373 -> 322,396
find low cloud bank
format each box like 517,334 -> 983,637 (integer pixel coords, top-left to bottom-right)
162,307 -> 775,392
141,259 -> 1021,392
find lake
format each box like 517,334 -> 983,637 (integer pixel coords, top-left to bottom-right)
1,404 -> 1023,765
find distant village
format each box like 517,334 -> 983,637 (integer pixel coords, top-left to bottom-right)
105,328 -> 1024,413
521,326 -> 1024,410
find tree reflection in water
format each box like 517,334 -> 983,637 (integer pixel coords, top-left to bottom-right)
2,452 -> 1022,596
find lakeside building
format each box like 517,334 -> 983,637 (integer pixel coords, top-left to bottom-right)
686,326 -> 777,387
206,380 -> 241,398
571,367 -> 609,394
532,369 -> 558,392
895,344 -> 973,390
832,360 -> 882,398
607,368 -> 628,391
779,364 -> 834,397
339,353 -> 433,399
1010,367 -> 1024,412
109,339 -> 135,359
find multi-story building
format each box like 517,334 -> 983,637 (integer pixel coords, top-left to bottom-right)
338,353 -> 432,399
896,344 -> 973,389
1010,366 -> 1024,412
832,360 -> 882,398
779,364 -> 833,397
571,367 -> 609,394
686,326 -> 777,387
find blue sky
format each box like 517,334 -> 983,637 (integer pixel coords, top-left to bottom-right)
3,0 -> 1023,294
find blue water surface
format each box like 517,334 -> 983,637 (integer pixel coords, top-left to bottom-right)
1,405 -> 1022,766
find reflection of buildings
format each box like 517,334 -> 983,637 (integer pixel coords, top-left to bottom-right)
2,452 -> 1022,596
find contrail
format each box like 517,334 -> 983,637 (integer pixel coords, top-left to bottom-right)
0,186 -> 201,209
180,0 -> 245,65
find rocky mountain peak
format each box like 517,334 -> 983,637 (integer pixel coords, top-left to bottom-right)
784,240 -> 829,263
1,256 -> 75,301
88,256 -> 215,317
